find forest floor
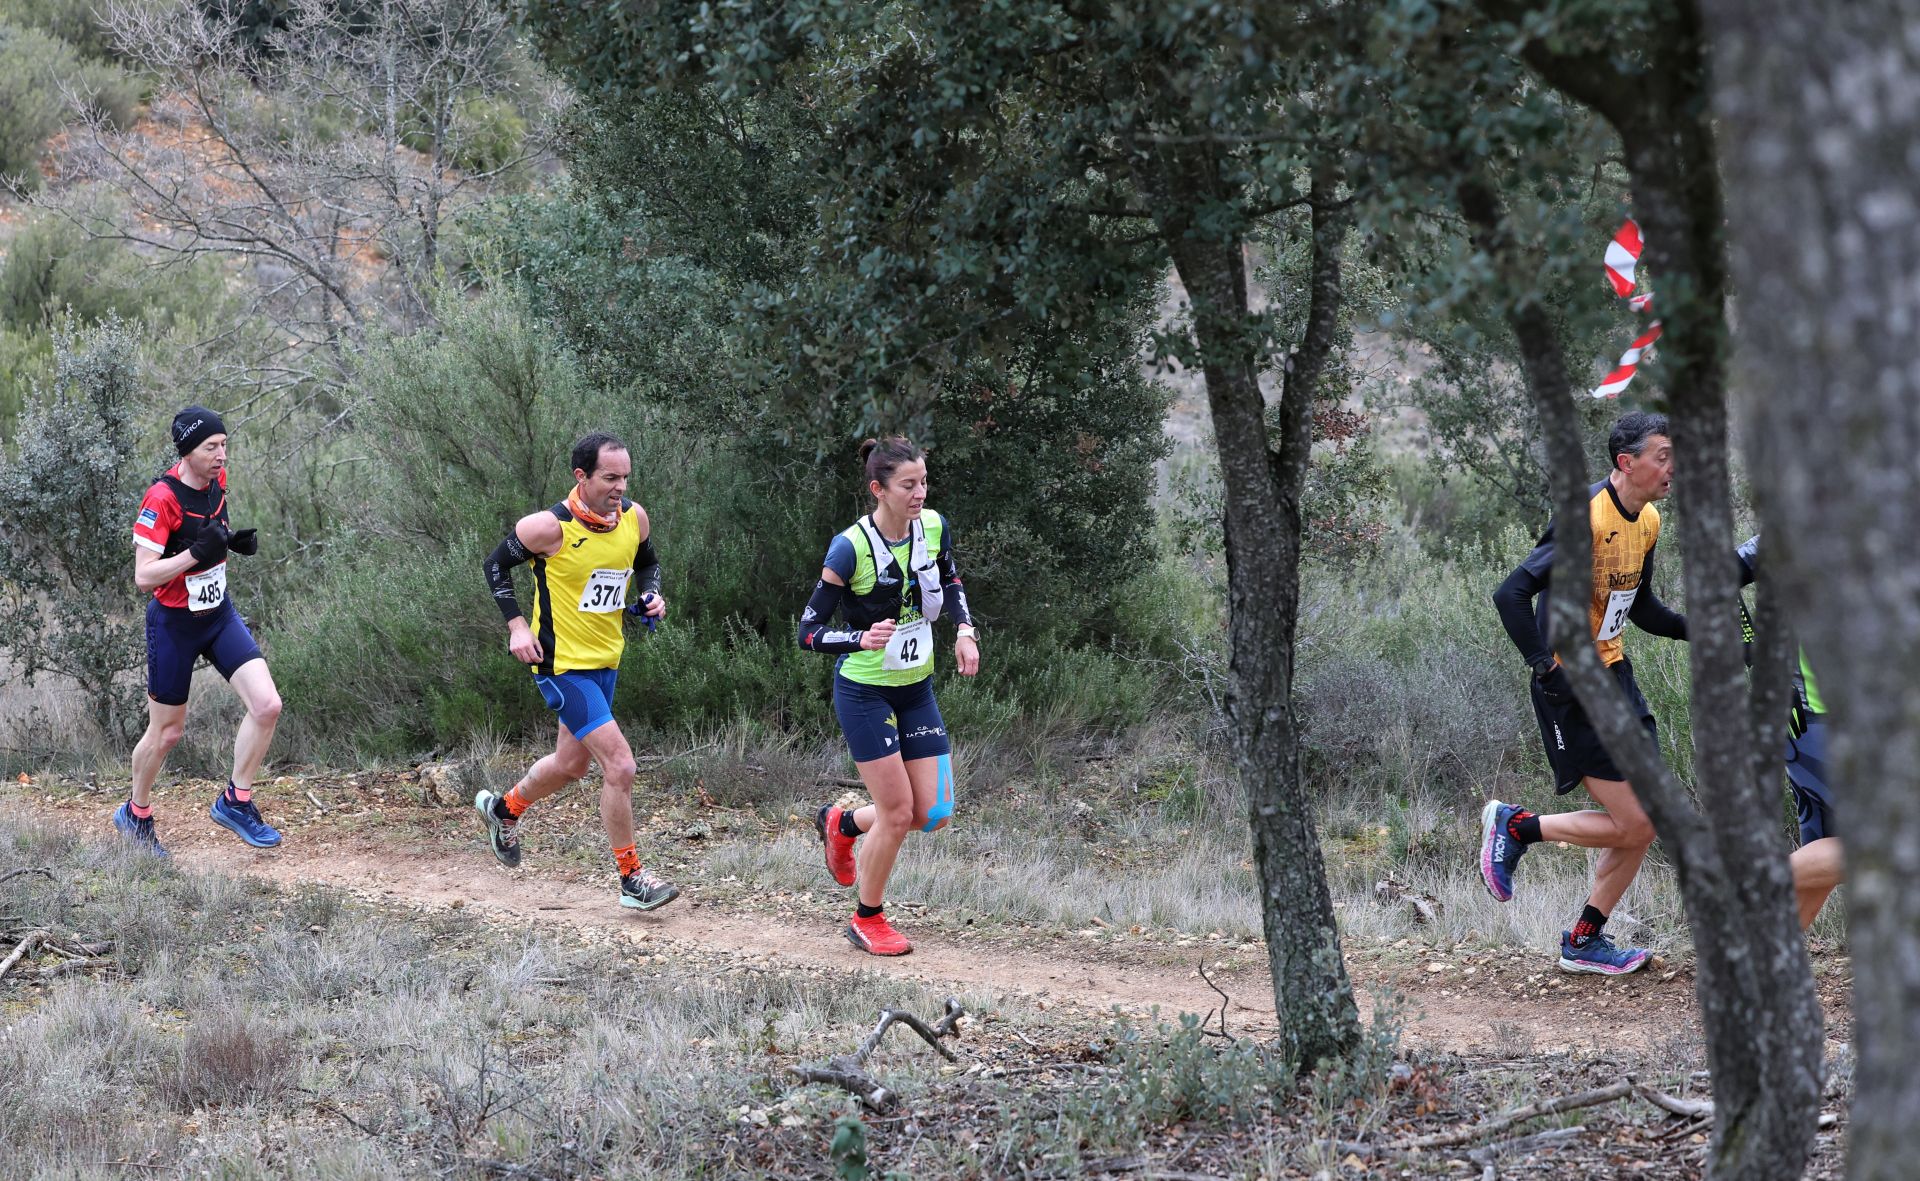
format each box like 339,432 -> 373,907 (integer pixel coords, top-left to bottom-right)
1,764 -> 1855,1178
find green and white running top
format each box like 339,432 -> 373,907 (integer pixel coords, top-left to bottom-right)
817,510 -> 961,687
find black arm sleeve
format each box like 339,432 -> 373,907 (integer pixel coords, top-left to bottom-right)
1493,529 -> 1556,669
484,530 -> 533,622
1628,544 -> 1689,640
937,527 -> 972,628
797,578 -> 865,653
633,535 -> 662,599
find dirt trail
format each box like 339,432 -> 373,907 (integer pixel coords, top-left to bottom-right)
14,794 -> 1746,1055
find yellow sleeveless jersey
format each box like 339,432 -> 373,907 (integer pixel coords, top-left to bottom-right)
1586,483 -> 1661,667
528,500 -> 643,674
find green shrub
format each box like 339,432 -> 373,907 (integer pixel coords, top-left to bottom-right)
1053,1012 -> 1293,1152
8,0 -> 164,63
0,327 -> 54,440
1,208 -> 150,331
0,314 -> 155,741
403,93 -> 529,178
269,532 -> 544,758
0,23 -> 141,187
0,24 -> 71,183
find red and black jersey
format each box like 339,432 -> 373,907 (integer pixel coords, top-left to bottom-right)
132,464 -> 230,609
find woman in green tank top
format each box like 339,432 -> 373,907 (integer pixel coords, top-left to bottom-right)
795,437 -> 980,955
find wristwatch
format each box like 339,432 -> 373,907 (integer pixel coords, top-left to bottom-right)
1531,659 -> 1557,679
956,625 -> 978,641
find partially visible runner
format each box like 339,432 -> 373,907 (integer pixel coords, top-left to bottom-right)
802,437 -> 979,956
117,406 -> 283,854
1480,411 -> 1689,975
474,433 -> 677,912
1736,535 -> 1844,930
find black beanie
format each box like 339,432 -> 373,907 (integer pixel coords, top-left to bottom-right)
171,406 -> 227,456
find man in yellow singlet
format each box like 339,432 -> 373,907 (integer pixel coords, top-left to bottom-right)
476,433 -> 677,910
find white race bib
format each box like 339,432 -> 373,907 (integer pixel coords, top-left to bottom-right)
882,617 -> 933,671
185,562 -> 227,613
1597,586 -> 1639,642
577,568 -> 631,613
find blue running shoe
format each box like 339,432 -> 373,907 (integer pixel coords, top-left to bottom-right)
210,791 -> 282,848
111,802 -> 169,858
1479,799 -> 1527,902
1558,930 -> 1651,975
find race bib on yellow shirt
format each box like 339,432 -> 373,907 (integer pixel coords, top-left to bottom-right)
577,567 -> 631,613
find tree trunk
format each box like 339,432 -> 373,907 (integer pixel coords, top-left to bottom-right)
1461,136 -> 1821,1176
1152,166 -> 1360,1070
1699,5 -> 1920,1176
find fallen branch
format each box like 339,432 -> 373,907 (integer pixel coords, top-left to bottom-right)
0,930 -> 49,982
1637,1083 -> 1713,1120
306,789 -> 327,814
0,867 -> 55,885
1196,955 -> 1234,1040
634,741 -> 718,764
790,997 -> 965,1109
1387,1077 -> 1635,1151
39,956 -> 113,979
1467,1125 -> 1586,1167
819,776 -> 865,789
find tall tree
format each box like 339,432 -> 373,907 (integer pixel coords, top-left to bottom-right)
527,0 -> 1366,1065
1377,4 -> 1825,1174
1700,4 -> 1920,1177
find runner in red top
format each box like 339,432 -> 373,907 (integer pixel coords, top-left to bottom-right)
115,406 -> 285,855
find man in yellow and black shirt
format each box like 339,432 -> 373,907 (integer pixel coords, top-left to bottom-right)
476,433 -> 678,912
1481,412 -> 1688,976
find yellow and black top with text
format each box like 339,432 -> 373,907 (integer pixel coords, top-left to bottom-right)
527,498 -> 645,675
1493,479 -> 1688,669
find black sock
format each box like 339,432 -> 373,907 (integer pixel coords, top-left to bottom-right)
856,903 -> 883,919
493,796 -> 515,822
838,809 -> 863,839
1508,809 -> 1543,845
1570,905 -> 1606,946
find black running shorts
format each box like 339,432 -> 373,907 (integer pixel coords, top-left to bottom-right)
1530,657 -> 1658,795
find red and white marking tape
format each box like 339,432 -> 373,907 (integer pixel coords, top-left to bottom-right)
1592,218 -> 1662,398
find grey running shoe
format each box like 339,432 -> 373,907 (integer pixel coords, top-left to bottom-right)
474,790 -> 521,869
619,869 -> 680,911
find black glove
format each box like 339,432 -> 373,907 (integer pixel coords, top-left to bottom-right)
228,528 -> 258,557
1534,662 -> 1576,707
188,520 -> 231,565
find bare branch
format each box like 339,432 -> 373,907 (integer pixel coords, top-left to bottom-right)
789,998 -> 966,1109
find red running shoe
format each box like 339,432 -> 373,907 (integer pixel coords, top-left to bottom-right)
846,911 -> 912,956
816,803 -> 858,887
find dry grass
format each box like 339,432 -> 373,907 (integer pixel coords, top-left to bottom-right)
0,816 -> 1005,1179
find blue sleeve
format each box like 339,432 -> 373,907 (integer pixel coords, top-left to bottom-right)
824,534 -> 857,581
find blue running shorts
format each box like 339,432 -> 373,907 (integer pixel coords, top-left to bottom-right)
832,674 -> 950,765
1784,718 -> 1835,845
533,667 -> 619,739
146,598 -> 264,706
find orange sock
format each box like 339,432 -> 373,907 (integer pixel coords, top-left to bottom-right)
502,785 -> 532,818
613,844 -> 640,878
